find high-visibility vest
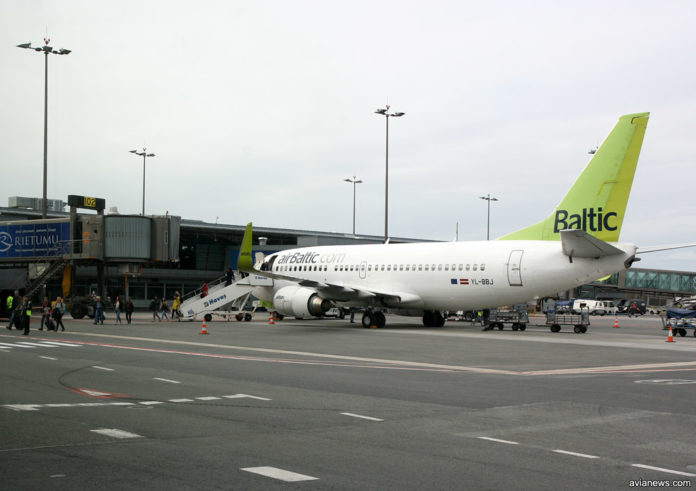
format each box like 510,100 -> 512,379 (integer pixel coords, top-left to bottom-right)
6,296 -> 12,309
23,301 -> 32,316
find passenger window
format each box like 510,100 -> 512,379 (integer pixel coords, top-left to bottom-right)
466,264 -> 470,271
405,265 -> 410,271
425,265 -> 429,271
381,265 -> 385,271
444,265 -> 449,271
437,264 -> 442,271
432,264 -> 436,271
481,264 -> 485,271
399,265 -> 403,271
418,265 -> 423,271
458,264 -> 463,271
473,264 -> 478,271
387,265 -> 392,271
368,265 -> 372,271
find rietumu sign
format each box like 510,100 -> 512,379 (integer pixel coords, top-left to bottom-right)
0,220 -> 71,260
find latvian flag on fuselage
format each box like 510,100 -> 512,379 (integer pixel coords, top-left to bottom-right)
450,278 -> 469,285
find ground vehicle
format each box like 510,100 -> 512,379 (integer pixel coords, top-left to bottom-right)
572,299 -> 617,316
617,299 -> 646,315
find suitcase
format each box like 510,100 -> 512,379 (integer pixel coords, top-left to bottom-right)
46,317 -> 56,331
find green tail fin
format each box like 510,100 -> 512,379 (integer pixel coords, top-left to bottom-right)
237,222 -> 254,272
499,112 -> 649,242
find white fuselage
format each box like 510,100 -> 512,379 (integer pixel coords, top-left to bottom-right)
252,240 -> 637,312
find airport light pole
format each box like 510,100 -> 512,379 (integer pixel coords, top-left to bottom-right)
480,194 -> 498,240
374,105 -> 405,243
17,38 -> 71,219
129,148 -> 155,215
344,176 -> 363,235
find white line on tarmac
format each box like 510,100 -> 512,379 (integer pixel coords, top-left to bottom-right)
37,341 -> 82,347
154,378 -> 181,384
553,449 -> 600,459
169,398 -> 193,403
196,396 -> 221,401
477,436 -> 520,445
1,343 -> 33,348
223,394 -> 272,401
16,342 -> 51,347
40,356 -> 57,360
139,401 -> 164,405
340,412 -> 384,422
92,366 -> 114,371
91,428 -> 143,439
241,466 -> 319,482
631,464 -> 696,477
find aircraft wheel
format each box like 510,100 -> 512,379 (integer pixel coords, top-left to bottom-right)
434,311 -> 445,327
362,312 -> 373,329
422,311 -> 434,327
693,330 -> 696,338
550,324 -> 561,333
375,311 -> 386,328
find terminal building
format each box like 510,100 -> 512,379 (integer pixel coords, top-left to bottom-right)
1,196 -> 694,313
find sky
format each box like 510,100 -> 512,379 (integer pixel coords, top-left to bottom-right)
1,0 -> 694,271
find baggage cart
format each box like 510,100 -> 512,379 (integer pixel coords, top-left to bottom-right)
545,310 -> 590,333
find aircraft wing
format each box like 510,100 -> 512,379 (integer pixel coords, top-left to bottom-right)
237,222 -> 423,307
636,243 -> 696,254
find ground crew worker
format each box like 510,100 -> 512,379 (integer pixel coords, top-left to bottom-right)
20,295 -> 32,335
6,292 -> 15,330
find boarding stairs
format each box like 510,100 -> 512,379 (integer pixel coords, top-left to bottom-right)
24,239 -> 72,298
178,273 -> 257,321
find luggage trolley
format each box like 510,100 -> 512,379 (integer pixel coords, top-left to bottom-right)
661,308 -> 696,337
483,306 -> 529,331
545,309 -> 590,333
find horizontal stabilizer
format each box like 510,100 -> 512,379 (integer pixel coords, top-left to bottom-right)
637,243 -> 696,254
560,229 -> 624,258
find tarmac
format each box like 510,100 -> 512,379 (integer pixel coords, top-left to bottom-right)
1,312 -> 695,490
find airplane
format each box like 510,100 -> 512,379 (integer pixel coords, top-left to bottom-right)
236,112 -> 686,328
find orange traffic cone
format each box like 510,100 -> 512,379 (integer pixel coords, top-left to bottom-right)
269,314 -> 275,325
613,316 -> 620,328
666,326 -> 675,343
200,320 -> 209,335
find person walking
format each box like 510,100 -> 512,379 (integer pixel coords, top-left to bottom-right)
125,298 -> 134,324
40,297 -> 50,331
93,296 -> 104,325
53,296 -> 66,331
114,295 -> 122,325
20,295 -> 32,335
160,298 -> 169,321
151,296 -> 161,321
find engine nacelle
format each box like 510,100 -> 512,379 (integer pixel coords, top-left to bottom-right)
272,286 -> 332,318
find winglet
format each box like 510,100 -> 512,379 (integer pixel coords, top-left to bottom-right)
237,222 -> 254,273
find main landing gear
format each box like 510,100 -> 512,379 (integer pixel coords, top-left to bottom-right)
423,310 -> 445,327
361,310 -> 386,329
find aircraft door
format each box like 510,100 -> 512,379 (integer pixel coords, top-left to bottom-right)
359,261 -> 367,279
507,250 -> 523,286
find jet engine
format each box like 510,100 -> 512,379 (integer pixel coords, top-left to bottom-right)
272,286 -> 332,318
